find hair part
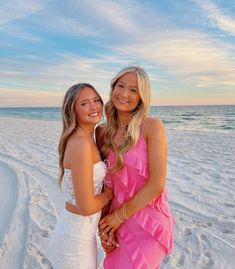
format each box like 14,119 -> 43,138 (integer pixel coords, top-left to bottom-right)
101,65 -> 151,172
58,83 -> 103,186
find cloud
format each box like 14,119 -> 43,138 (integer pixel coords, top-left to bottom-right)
45,16 -> 100,37
0,0 -> 49,26
1,0 -> 234,107
0,87 -> 64,107
112,29 -> 235,87
71,0 -> 139,35
195,0 -> 235,35
0,52 -> 133,101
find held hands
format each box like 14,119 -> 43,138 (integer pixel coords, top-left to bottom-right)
99,203 -> 129,235
99,231 -> 118,253
99,211 -> 122,235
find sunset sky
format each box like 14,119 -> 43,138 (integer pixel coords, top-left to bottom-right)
0,0 -> 235,107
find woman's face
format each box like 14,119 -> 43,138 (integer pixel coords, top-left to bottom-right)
111,72 -> 141,113
74,87 -> 103,125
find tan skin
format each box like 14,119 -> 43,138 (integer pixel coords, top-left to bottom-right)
63,87 -> 113,216
97,72 -> 167,252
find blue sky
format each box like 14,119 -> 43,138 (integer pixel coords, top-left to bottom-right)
0,0 -> 235,106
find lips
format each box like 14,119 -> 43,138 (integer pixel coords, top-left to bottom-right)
117,98 -> 129,104
88,112 -> 100,117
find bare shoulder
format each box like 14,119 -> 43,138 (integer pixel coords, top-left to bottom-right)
66,134 -> 93,157
143,117 -> 166,138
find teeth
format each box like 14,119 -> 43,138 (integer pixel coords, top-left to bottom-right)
89,112 -> 99,116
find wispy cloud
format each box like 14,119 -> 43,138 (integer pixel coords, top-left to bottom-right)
0,0 -> 234,106
0,52 -> 132,99
111,27 -> 235,86
0,0 -> 49,26
195,0 -> 235,35
0,87 -> 64,107
72,0 -> 139,35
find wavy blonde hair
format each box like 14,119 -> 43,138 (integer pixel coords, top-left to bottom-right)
101,65 -> 151,172
58,83 -> 103,186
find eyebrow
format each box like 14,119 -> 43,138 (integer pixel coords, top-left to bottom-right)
118,80 -> 138,89
79,96 -> 100,103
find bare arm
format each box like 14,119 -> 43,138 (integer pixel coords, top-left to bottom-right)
123,117 -> 167,213
68,137 -> 111,216
99,118 -> 167,233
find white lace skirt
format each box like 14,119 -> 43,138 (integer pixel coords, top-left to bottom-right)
48,208 -> 102,269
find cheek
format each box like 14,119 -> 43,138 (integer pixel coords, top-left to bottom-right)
111,91 -> 116,102
112,87 -> 120,96
98,102 -> 103,109
133,95 -> 141,104
98,104 -> 103,114
75,106 -> 84,119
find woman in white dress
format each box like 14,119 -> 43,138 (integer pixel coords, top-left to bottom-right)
48,83 -> 113,269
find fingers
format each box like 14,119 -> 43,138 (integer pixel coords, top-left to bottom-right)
99,232 -> 109,241
99,223 -> 114,235
103,226 -> 112,235
101,238 -> 118,252
99,222 -> 108,231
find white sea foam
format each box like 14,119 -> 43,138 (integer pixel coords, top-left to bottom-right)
0,117 -> 234,269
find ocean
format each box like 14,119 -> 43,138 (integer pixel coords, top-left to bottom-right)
0,105 -> 234,132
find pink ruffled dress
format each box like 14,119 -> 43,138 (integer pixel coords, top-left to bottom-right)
103,125 -> 175,269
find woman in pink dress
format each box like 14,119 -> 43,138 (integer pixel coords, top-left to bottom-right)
97,65 -> 175,269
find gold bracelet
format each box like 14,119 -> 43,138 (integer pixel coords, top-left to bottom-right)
122,203 -> 129,220
115,209 -> 124,223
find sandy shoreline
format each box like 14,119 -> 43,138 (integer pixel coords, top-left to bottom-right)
0,116 -> 234,269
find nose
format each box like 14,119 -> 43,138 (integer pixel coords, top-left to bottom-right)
89,101 -> 100,110
120,87 -> 129,98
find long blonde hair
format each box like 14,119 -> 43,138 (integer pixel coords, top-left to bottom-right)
58,83 -> 103,186
102,65 -> 151,172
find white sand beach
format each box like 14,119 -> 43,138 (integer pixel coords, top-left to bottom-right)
0,116 -> 234,269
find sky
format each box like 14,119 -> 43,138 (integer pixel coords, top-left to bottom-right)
0,0 -> 235,107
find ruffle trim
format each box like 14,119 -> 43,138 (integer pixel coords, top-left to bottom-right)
132,205 -> 175,254
119,227 -> 152,269
117,199 -> 175,267
106,150 -> 148,204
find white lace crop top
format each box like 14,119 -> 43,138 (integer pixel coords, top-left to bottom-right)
62,161 -> 107,206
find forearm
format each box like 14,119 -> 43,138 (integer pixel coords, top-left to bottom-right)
78,193 -> 110,216
118,181 -> 164,219
98,183 -> 164,235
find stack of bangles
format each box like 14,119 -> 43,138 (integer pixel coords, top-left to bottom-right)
114,203 -> 129,223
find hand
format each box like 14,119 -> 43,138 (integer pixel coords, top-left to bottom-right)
99,211 -> 122,235
99,231 -> 118,253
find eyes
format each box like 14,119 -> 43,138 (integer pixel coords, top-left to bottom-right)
81,98 -> 102,107
116,83 -> 138,93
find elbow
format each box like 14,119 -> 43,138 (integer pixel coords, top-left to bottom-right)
78,207 -> 94,216
149,182 -> 165,198
80,211 -> 91,217
75,203 -> 93,216
151,187 -> 164,198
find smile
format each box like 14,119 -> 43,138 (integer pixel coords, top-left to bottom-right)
89,112 -> 99,117
117,98 -> 129,104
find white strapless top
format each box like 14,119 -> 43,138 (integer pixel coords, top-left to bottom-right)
62,161 -> 107,205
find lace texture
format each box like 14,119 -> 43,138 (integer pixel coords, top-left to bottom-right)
49,161 -> 107,269
62,161 -> 106,205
